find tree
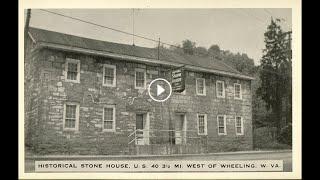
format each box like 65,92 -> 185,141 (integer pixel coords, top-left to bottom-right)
208,44 -> 221,58
182,39 -> 196,55
194,46 -> 208,57
218,50 -> 255,76
256,18 -> 292,142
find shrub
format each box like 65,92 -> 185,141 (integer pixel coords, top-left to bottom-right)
278,123 -> 292,146
254,126 -> 291,150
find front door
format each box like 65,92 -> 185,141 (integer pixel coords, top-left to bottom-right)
175,114 -> 187,144
135,113 -> 149,145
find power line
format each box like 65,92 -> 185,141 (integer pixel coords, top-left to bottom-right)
239,9 -> 266,24
39,9 -> 265,57
228,10 -> 266,31
263,9 -> 291,30
39,9 -> 177,49
37,9 -> 291,78
38,9 -> 228,71
263,9 -> 273,17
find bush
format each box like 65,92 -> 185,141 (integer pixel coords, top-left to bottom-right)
278,123 -> 292,146
254,126 -> 291,150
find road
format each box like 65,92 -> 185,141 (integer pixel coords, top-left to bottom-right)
24,150 -> 292,172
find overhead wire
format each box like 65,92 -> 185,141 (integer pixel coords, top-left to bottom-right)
37,9 -> 291,77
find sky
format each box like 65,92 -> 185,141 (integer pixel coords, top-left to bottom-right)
27,9 -> 291,65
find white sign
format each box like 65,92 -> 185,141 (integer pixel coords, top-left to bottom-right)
35,160 -> 283,172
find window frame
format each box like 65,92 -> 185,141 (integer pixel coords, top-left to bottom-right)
216,80 -> 225,98
65,58 -> 80,83
63,102 -> 80,131
217,115 -> 227,135
235,116 -> 244,135
197,113 -> 207,135
234,83 -> 242,100
102,105 -> 116,132
196,78 -> 206,96
135,68 -> 146,89
102,64 -> 116,87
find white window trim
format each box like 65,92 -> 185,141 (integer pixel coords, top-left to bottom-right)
102,105 -> 116,132
65,58 -> 80,83
235,116 -> 244,135
135,68 -> 146,89
234,83 -> 242,100
196,78 -> 206,96
197,113 -> 207,135
216,80 -> 225,98
217,115 -> 227,135
63,102 -> 80,131
102,64 -> 116,87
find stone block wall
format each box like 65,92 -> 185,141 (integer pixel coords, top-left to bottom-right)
25,47 -> 253,155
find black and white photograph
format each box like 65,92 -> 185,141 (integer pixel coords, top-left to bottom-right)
19,0 -> 301,179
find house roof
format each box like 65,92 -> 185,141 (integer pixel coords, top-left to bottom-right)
28,27 -> 253,80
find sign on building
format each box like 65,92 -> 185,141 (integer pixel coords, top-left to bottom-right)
171,68 -> 185,92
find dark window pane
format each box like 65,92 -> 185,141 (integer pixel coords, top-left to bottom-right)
136,71 -> 145,87
218,117 -> 224,126
104,121 -> 113,129
65,119 -> 75,128
236,118 -> 242,127
197,79 -> 204,94
68,63 -> 77,72
235,84 -> 241,98
199,126 -> 204,134
104,67 -> 114,85
67,63 -> 78,80
66,105 -> 76,119
217,82 -> 223,96
104,108 -> 113,120
219,127 -> 225,134
198,115 -> 205,133
237,127 -> 242,134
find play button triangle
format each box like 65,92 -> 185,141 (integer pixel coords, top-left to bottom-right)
157,85 -> 165,96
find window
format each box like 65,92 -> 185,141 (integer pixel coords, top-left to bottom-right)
65,58 -> 80,83
103,105 -> 116,131
235,116 -> 244,135
234,83 -> 242,99
216,81 -> 225,98
196,78 -> 206,95
217,115 -> 227,135
197,114 -> 207,135
103,64 -> 116,87
63,103 -> 79,131
135,68 -> 146,89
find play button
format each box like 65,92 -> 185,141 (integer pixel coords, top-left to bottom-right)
157,85 -> 165,96
148,78 -> 172,102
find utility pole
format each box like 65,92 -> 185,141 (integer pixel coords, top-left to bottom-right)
132,9 -> 135,46
287,31 -> 292,60
24,8 -> 32,150
285,31 -> 292,127
158,38 -> 160,60
24,9 -> 31,54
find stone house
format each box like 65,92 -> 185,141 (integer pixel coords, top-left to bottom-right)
25,27 -> 254,155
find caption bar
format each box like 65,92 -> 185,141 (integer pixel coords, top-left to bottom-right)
35,160 -> 283,172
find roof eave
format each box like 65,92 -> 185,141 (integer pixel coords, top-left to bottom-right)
36,42 -> 255,80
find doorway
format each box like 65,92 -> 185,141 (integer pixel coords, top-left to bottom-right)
135,113 -> 150,145
174,113 -> 187,144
